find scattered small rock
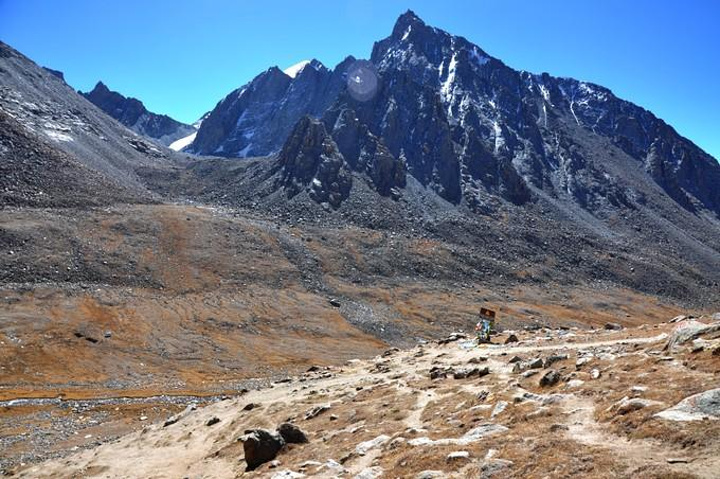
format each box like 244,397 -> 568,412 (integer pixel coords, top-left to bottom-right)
430,366 -> 453,380
163,403 -> 197,427
566,379 -> 584,388
575,357 -> 591,370
491,401 -> 508,418
447,451 -> 470,461
355,435 -> 390,456
453,367 -> 489,380
271,470 -> 305,479
611,397 -> 662,415
468,356 -> 488,364
416,471 -> 446,479
304,404 -> 331,420
480,458 -> 514,478
544,354 -> 568,368
438,332 -> 467,345
539,370 -> 561,387
528,358 -> 544,369
604,322 -> 623,331
206,416 -> 221,426
504,334 -> 518,344
277,423 -> 309,444
354,466 -> 384,479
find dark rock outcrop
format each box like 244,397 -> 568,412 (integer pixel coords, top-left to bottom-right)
276,423 -> 308,444
276,116 -> 351,208
241,429 -> 285,471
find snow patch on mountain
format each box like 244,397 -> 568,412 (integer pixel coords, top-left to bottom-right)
470,47 -> 490,67
283,60 -> 312,78
45,129 -> 74,142
169,131 -> 196,151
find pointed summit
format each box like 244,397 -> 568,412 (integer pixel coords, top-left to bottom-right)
92,80 -> 110,93
391,9 -> 426,39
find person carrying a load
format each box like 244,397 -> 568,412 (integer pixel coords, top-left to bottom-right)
475,307 -> 496,343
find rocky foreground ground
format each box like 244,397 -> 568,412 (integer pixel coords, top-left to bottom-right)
7,314 -> 719,479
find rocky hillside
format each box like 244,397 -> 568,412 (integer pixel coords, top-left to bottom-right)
0,40 -> 178,197
11,314 -> 720,478
0,110 -> 148,206
82,81 -> 196,146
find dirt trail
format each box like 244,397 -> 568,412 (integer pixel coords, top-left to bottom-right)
562,394 -> 720,478
9,324 -> 720,479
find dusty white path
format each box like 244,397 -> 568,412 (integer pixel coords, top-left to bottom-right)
13,326 -> 720,479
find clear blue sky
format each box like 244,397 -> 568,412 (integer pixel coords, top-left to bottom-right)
1,0 -> 719,160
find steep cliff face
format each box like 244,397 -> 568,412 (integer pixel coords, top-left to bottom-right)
359,10 -> 720,214
82,82 -> 195,146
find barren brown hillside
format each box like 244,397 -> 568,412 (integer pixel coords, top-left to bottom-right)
1,203 -> 710,474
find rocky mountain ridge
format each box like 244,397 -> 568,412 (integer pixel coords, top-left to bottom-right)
82,81 -> 196,146
189,57 -> 355,157
187,10 -> 720,221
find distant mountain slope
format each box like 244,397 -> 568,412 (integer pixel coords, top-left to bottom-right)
82,81 -> 196,146
187,11 -> 719,220
0,40 -> 176,198
189,57 -> 354,157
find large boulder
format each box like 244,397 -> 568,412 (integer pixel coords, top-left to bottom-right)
664,320 -> 720,351
242,429 -> 286,471
655,388 -> 720,421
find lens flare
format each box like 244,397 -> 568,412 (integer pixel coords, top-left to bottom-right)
346,60 -> 378,102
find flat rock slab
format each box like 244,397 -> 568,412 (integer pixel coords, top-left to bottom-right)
408,423 -> 508,447
655,388 -> 720,421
